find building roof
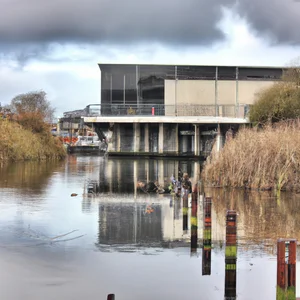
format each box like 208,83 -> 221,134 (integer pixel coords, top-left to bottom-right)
98,63 -> 286,70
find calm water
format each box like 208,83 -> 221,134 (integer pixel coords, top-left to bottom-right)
0,156 -> 299,300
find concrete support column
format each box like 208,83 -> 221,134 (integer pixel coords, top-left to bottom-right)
158,159 -> 164,186
145,159 -> 150,182
134,123 -> 140,153
182,135 -> 188,153
216,124 -> 224,152
116,124 -> 121,152
194,125 -> 200,156
193,161 -> 200,185
144,124 -> 149,152
134,160 -> 138,199
175,124 -> 179,154
159,123 -> 164,154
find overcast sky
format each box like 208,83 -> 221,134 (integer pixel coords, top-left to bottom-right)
0,0 -> 300,116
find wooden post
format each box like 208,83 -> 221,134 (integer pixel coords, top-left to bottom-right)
277,240 -> 286,291
202,196 -> 212,275
190,185 -> 198,254
107,294 -> 115,300
182,189 -> 188,231
224,210 -> 237,299
277,238 -> 297,299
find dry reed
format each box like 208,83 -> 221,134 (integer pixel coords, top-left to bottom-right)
202,120 -> 300,191
0,120 -> 66,162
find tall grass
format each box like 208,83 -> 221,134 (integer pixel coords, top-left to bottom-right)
0,119 -> 66,162
202,120 -> 300,191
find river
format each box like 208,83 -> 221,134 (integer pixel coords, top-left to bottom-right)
0,156 -> 299,300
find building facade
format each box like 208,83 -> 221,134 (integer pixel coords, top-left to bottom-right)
99,63 -> 283,116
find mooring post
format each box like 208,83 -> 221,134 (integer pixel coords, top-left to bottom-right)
277,239 -> 286,291
288,240 -> 296,289
276,238 -> 297,299
202,196 -> 212,275
224,210 -> 237,299
191,185 -> 198,254
182,188 -> 188,231
107,294 -> 115,300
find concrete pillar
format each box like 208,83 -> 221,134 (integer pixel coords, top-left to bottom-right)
193,161 -> 200,186
194,125 -> 200,156
182,135 -> 188,153
216,124 -> 224,153
107,128 -> 114,152
145,159 -> 150,182
116,124 -> 121,152
158,159 -> 164,186
159,123 -> 164,154
134,123 -> 140,153
144,123 -> 149,152
134,160 -> 138,199
175,124 -> 179,154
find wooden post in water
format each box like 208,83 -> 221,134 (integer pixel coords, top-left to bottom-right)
202,196 -> 212,275
107,294 -> 115,300
224,210 -> 237,299
276,238 -> 297,299
191,185 -> 198,255
182,189 -> 188,231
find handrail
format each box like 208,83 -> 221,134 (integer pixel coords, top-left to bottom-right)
84,103 -> 249,118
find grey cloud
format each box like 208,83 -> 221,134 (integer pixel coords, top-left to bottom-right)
0,0 -> 233,47
236,0 -> 300,45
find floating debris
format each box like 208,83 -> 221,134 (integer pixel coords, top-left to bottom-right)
71,193 -> 78,197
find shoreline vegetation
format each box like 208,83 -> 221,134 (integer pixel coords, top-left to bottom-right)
0,117 -> 66,163
203,65 -> 300,192
202,120 -> 300,192
0,91 -> 66,163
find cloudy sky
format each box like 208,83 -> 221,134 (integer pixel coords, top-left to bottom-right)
0,0 -> 300,116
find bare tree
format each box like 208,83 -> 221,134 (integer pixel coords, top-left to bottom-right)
10,90 -> 55,122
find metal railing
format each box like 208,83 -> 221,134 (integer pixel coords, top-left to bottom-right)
85,104 -> 249,118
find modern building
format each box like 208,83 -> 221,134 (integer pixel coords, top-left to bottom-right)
82,64 -> 284,157
98,63 -> 283,116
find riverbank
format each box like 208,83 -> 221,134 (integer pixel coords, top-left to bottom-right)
0,120 -> 66,162
202,120 -> 300,192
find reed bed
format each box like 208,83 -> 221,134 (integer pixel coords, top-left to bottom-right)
0,120 -> 66,162
202,120 -> 300,191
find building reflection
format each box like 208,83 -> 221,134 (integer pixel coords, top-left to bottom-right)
85,158 -> 199,196
98,202 -> 163,245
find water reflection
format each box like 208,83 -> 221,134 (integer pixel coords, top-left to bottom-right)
1,157 -> 300,299
0,160 -> 64,193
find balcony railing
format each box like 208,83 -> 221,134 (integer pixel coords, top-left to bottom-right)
85,104 -> 249,119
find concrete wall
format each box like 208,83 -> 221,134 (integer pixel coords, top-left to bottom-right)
165,79 -> 277,107
238,80 -> 275,104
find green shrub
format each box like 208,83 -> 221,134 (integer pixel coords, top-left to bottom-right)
249,82 -> 300,124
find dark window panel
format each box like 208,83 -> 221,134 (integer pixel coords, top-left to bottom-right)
177,66 -> 216,80
238,67 -> 283,80
218,67 -> 236,80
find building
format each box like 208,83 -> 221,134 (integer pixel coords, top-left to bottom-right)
82,64 -> 284,157
98,63 -> 283,116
